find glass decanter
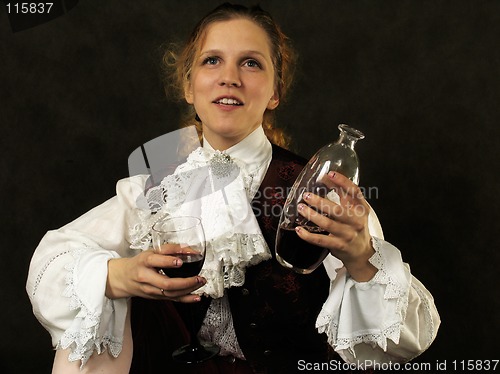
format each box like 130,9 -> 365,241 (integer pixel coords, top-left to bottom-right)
275,124 -> 365,274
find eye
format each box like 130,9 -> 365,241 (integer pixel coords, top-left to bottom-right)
202,56 -> 219,65
243,59 -> 262,69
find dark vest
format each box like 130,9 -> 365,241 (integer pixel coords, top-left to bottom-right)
130,145 -> 341,373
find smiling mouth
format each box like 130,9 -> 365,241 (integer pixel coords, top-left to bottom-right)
213,97 -> 243,106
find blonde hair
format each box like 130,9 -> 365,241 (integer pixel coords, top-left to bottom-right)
162,3 -> 297,148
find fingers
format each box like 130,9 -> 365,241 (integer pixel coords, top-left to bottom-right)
154,243 -> 196,255
294,224 -> 347,250
146,250 -> 184,269
297,172 -> 370,243
300,192 -> 367,230
130,250 -> 207,302
158,275 -> 206,296
155,275 -> 207,303
296,193 -> 372,266
297,202 -> 353,241
138,270 -> 206,302
296,172 -> 376,280
318,171 -> 365,202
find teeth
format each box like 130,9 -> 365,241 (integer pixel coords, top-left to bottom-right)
218,98 -> 241,105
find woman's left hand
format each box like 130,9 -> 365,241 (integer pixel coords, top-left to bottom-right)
295,171 -> 377,281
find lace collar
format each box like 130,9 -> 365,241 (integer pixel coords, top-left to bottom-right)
130,126 -> 273,298
203,125 -> 272,192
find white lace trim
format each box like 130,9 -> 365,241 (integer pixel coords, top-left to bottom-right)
195,233 -> 271,298
58,248 -> 122,367
316,236 -> 410,354
31,250 -> 70,297
199,294 -> 246,359
410,279 -> 436,351
127,208 -> 163,251
369,237 -> 409,316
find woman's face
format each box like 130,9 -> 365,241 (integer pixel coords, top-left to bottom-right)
185,18 -> 279,150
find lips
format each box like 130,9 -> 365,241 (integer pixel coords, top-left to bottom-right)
213,96 -> 243,106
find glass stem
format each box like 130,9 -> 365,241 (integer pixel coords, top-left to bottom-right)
188,304 -> 201,348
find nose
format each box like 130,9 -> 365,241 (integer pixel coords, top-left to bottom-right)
219,64 -> 241,87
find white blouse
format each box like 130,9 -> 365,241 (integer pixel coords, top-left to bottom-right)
26,126 -> 440,370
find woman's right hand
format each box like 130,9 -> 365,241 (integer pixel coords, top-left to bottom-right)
105,248 -> 206,303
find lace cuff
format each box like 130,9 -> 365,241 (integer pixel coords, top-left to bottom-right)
316,236 -> 411,356
57,247 -> 127,367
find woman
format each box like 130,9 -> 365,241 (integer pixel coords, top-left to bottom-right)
27,3 -> 440,373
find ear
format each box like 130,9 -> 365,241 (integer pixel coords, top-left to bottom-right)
184,80 -> 194,104
267,91 -> 280,110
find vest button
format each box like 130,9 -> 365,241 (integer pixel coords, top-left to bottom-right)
241,288 -> 250,296
249,322 -> 257,329
264,349 -> 272,356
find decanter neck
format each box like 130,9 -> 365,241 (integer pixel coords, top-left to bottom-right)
337,124 -> 365,149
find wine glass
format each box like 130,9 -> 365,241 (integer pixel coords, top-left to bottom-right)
151,215 -> 220,363
276,124 -> 365,274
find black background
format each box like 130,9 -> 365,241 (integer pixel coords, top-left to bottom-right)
1,0 -> 499,373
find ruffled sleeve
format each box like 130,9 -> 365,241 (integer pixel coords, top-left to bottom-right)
26,175 -> 148,366
315,209 -> 440,364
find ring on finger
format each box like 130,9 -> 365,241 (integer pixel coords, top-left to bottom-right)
160,289 -> 179,302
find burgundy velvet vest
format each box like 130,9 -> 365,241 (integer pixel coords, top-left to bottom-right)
130,145 -> 340,373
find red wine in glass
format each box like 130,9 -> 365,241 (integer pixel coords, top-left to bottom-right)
152,216 -> 220,364
160,253 -> 205,278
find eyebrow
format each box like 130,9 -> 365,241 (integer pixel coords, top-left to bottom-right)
199,49 -> 268,59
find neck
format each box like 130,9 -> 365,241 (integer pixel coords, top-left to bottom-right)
203,135 -> 239,151
203,125 -> 263,151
